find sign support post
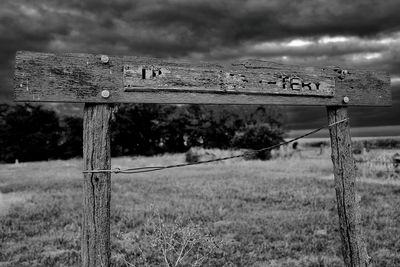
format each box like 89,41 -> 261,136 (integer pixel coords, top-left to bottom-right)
82,104 -> 113,267
327,106 -> 369,266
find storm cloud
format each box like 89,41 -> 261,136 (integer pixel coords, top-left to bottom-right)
0,0 -> 399,128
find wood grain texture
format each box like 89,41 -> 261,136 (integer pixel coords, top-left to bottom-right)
327,107 -> 370,267
82,104 -> 112,267
122,63 -> 335,97
14,51 -> 391,106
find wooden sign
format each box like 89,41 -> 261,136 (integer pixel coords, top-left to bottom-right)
13,50 -> 392,267
14,51 -> 391,106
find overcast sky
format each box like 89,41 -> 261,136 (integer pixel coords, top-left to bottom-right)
0,0 -> 399,129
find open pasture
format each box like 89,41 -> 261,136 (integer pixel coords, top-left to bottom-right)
1,146 -> 400,266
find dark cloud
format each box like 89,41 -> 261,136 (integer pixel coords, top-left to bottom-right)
120,0 -> 400,44
0,0 -> 399,128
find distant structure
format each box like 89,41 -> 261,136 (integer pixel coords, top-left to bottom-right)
393,153 -> 400,174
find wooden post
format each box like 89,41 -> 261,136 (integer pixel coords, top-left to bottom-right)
327,106 -> 369,267
82,104 -> 113,267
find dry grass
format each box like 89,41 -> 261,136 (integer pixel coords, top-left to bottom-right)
1,147 -> 400,266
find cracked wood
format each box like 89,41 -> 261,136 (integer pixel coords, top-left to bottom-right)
82,104 -> 112,267
327,106 -> 370,267
14,51 -> 391,106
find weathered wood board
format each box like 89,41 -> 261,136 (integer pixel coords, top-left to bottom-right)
122,64 -> 335,97
14,51 -> 391,106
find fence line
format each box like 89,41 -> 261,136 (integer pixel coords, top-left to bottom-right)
83,119 -> 349,174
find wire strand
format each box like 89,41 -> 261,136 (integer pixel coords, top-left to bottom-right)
83,118 -> 349,174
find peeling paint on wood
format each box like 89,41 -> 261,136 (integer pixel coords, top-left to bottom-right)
123,64 -> 335,97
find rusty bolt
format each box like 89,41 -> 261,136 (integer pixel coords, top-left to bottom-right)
101,90 -> 110,99
100,55 -> 109,64
343,96 -> 350,104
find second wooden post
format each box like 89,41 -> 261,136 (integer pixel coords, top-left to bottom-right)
82,104 -> 113,267
327,106 -> 369,267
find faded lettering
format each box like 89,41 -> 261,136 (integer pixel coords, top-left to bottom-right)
123,65 -> 334,97
302,82 -> 312,90
290,77 -> 301,90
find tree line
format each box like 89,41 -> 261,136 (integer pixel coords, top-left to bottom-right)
0,104 -> 285,163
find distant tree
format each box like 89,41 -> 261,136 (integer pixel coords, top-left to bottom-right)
182,105 -> 242,149
0,103 -> 285,162
181,105 -> 285,157
111,104 -> 165,156
58,116 -> 83,159
231,106 -> 285,160
232,124 -> 284,160
0,104 -> 61,162
156,105 -> 191,152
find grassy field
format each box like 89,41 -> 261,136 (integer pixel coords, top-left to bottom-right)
1,147 -> 400,266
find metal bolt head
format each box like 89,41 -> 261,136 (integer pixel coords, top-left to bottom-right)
100,55 -> 109,64
343,96 -> 350,104
101,90 -> 110,99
